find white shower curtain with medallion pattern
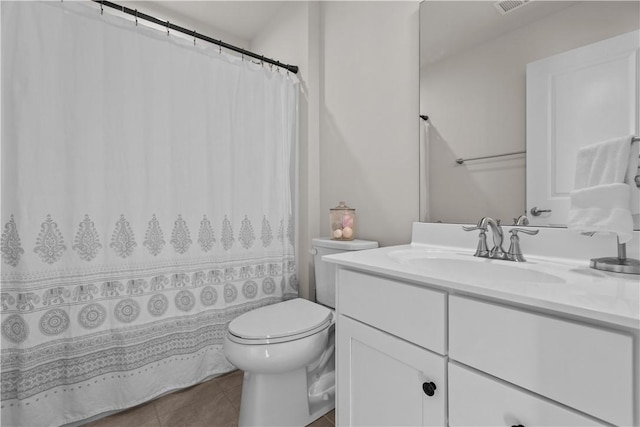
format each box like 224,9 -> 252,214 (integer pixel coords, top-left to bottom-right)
0,2 -> 298,426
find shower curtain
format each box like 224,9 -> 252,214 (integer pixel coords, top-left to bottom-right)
0,2 -> 298,426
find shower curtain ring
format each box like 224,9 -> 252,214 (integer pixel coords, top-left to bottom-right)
100,0 -> 103,15
241,49 -> 245,61
261,55 -> 265,67
134,9 -> 138,26
218,40 -> 222,54
166,21 -> 170,36
193,30 -> 197,46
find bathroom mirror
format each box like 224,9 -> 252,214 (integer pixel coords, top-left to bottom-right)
419,1 -> 640,226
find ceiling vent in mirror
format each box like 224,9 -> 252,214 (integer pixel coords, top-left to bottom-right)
493,0 -> 531,15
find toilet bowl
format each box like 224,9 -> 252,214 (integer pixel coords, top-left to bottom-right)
224,237 -> 378,427
224,298 -> 334,426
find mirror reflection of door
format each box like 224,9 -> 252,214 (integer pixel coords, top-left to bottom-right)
526,30 -> 640,227
420,1 -> 640,226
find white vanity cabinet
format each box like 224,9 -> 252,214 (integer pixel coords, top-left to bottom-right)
335,268 -> 637,426
336,269 -> 447,426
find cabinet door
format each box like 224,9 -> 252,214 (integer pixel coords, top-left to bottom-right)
526,29 -> 639,227
449,363 -> 605,427
337,315 -> 446,427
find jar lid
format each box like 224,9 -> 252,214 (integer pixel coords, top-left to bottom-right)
330,201 -> 355,211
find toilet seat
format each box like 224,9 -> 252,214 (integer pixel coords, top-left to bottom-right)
227,298 -> 333,345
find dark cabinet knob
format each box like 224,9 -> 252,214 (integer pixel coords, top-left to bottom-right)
422,381 -> 437,397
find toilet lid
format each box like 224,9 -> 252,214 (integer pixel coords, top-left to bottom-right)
228,298 -> 333,342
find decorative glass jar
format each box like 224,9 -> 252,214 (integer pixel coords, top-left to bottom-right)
330,201 -> 356,241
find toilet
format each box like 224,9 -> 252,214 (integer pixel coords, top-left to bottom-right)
224,237 -> 378,427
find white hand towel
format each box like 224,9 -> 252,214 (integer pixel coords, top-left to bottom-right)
568,183 -> 633,242
568,136 -> 634,243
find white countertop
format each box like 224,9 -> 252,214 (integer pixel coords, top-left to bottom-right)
323,223 -> 640,330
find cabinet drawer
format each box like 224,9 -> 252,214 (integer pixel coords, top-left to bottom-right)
449,363 -> 605,426
338,269 -> 446,354
449,295 -> 633,426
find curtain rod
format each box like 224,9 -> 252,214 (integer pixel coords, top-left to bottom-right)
91,0 -> 299,74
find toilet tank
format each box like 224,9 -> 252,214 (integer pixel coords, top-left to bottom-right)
311,237 -> 378,308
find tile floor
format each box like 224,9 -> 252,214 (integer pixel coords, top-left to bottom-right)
84,370 -> 335,427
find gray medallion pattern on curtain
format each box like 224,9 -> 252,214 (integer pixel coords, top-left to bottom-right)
78,303 -> 107,329
114,299 -> 141,323
1,315 -> 29,344
73,215 -> 102,261
144,214 -> 165,256
34,215 -> 67,264
221,216 -> 235,251
262,277 -> 276,294
39,308 -> 70,335
110,215 -> 137,259
239,216 -> 256,250
0,2 -> 299,426
171,215 -> 192,254
1,216 -> 24,267
198,216 -> 215,252
200,286 -> 218,306
261,215 -> 274,248
148,294 -> 169,317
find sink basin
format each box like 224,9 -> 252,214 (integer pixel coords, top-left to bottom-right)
388,249 -> 565,284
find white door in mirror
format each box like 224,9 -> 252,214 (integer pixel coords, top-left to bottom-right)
526,29 -> 639,227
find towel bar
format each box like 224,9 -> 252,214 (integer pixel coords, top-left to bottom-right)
452,137 -> 638,165
455,150 -> 526,165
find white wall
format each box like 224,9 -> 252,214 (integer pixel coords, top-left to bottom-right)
420,1 -> 640,225
320,1 -> 420,248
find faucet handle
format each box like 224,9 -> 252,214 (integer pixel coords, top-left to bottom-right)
462,217 -> 491,231
508,228 -> 539,262
509,227 -> 539,236
462,224 -> 489,257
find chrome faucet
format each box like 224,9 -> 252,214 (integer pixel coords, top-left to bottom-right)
464,217 -> 539,262
463,217 -> 507,260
